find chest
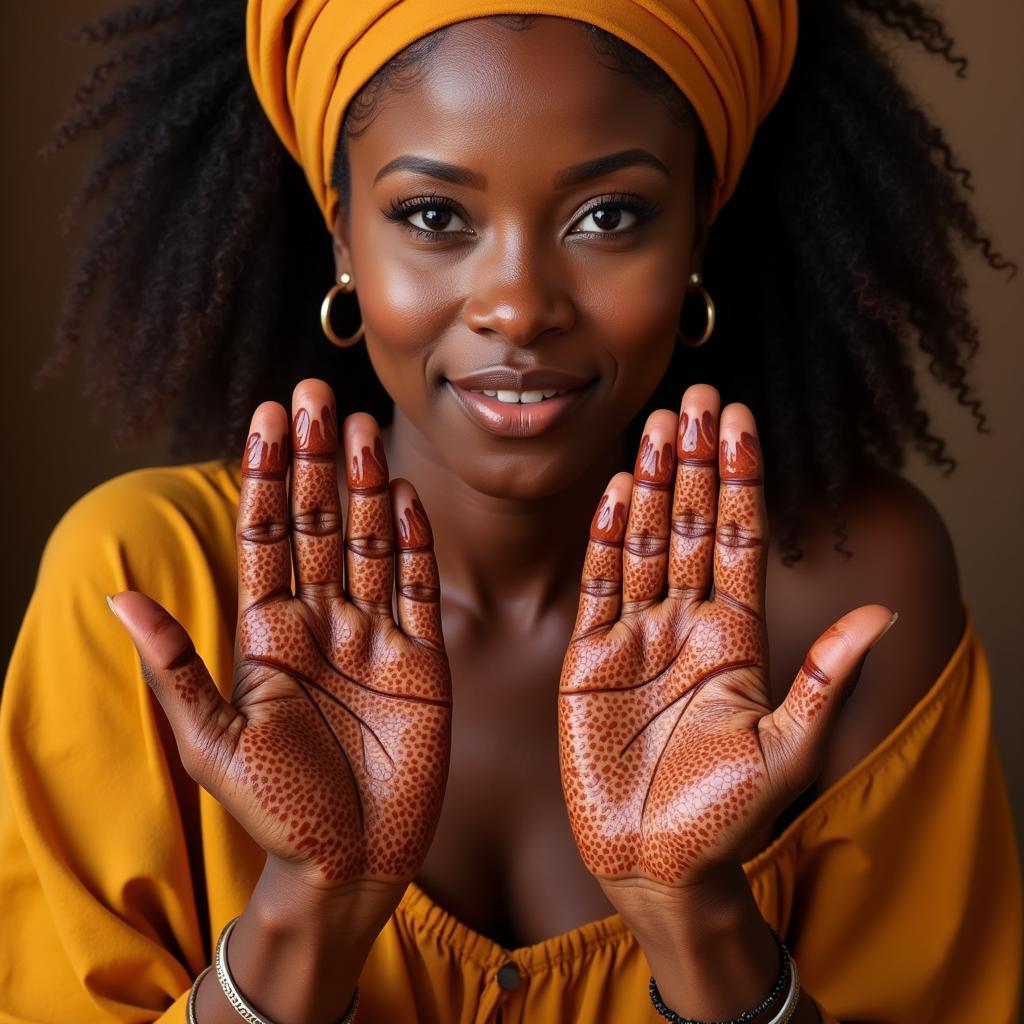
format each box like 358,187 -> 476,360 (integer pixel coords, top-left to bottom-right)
413,589 -> 803,951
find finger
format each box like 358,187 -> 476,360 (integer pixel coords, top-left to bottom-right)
107,591 -> 241,788
237,402 -> 292,611
571,472 -> 632,642
714,405 -> 768,620
290,380 -> 343,601
391,478 -> 445,651
344,412 -> 394,617
668,385 -> 720,601
622,410 -> 676,611
760,605 -> 898,793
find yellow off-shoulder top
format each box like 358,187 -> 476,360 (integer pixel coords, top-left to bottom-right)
1,461 -> 1020,1023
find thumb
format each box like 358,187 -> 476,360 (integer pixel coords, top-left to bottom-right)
760,604 -> 898,793
107,590 -> 242,788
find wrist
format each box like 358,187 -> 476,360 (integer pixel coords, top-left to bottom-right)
254,854 -> 406,948
602,861 -> 756,947
195,857 -> 403,1024
605,863 -> 782,1022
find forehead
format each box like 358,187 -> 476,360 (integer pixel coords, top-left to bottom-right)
347,16 -> 696,174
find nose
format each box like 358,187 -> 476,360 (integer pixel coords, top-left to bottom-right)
463,237 -> 576,347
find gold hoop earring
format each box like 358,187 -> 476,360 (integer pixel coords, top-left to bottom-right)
677,271 -> 716,348
321,272 -> 365,347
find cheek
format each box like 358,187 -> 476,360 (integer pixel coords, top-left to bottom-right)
349,220 -> 459,397
361,262 -> 456,341
577,247 -> 686,394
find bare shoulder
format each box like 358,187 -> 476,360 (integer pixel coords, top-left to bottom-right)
765,463 -> 966,797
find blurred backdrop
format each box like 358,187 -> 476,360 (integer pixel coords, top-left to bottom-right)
2,2 -> 1022,841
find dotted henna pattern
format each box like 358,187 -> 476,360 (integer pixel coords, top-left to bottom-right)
395,499 -> 444,650
560,417 -> 781,886
225,403 -> 451,885
623,434 -> 675,607
344,436 -> 393,614
787,651 -> 834,725
715,430 -> 766,619
291,404 -> 342,598
669,410 -> 718,596
572,494 -> 628,641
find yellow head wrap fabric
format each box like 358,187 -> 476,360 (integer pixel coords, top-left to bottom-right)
246,0 -> 798,233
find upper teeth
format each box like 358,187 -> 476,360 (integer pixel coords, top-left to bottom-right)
478,389 -> 562,404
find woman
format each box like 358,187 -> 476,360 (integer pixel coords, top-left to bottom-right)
2,0 -> 1020,1021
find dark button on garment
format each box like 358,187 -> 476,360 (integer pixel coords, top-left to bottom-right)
496,962 -> 521,991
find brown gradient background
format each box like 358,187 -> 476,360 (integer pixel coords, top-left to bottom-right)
2,4 -> 1022,847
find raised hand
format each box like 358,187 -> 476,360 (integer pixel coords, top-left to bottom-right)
109,379 -> 451,895
559,384 -> 895,894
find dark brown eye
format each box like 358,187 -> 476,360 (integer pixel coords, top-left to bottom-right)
573,204 -> 641,234
592,207 -> 622,230
407,206 -> 467,233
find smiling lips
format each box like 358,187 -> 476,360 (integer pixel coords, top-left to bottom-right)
446,367 -> 595,439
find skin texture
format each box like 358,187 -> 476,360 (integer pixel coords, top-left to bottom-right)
112,388 -> 452,894
106,13 -> 965,1021
559,403 -> 887,890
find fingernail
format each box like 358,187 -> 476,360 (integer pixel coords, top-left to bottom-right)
868,610 -> 899,650
106,594 -> 124,625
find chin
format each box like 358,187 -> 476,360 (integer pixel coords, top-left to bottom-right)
438,445 -> 603,503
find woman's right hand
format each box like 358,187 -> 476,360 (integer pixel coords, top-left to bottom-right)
108,378 -> 452,900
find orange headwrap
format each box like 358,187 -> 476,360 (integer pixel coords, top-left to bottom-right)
247,0 -> 798,233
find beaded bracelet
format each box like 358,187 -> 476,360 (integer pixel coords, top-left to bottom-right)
648,923 -> 792,1024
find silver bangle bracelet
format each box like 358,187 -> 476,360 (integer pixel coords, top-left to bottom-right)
187,965 -> 213,1024
185,916 -> 359,1024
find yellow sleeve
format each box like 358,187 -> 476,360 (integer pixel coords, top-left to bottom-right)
0,465 -> 238,1023
744,608 -> 1022,1023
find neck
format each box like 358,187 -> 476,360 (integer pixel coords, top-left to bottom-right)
382,407 -> 629,625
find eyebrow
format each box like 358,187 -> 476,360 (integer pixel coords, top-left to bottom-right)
553,148 -> 671,188
374,156 -> 486,189
373,148 -> 671,191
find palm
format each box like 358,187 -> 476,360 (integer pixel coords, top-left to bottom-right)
560,399 -> 856,889
126,384 -> 453,891
228,595 -> 450,883
560,596 -> 775,881
213,397 -> 453,888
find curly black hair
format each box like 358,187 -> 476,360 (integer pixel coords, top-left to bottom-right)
38,0 -> 1016,566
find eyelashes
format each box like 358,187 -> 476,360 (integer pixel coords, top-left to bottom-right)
382,192 -> 661,241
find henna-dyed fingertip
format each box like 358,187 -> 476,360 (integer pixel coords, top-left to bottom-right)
590,493 -> 627,544
634,433 -> 675,485
397,499 -> 432,550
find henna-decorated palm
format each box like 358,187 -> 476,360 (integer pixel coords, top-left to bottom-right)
559,387 -> 894,894
109,380 -> 451,893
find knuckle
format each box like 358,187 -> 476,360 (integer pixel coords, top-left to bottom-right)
398,583 -> 440,603
581,577 -> 620,598
292,510 -> 342,536
671,511 -> 715,539
346,536 -> 392,559
238,520 -> 289,544
715,522 -> 761,548
624,533 -> 669,558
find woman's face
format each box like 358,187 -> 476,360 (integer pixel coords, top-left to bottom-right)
335,15 -> 707,499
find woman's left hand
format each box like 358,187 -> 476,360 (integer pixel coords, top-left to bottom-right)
558,384 -> 896,906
